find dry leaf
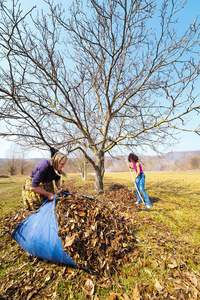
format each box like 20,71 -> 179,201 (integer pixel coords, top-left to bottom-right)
27,290 -> 38,300
131,283 -> 140,300
82,278 -> 95,296
79,211 -> 86,217
168,263 -> 178,269
154,279 -> 163,292
64,236 -> 75,247
45,275 -> 51,281
185,272 -> 198,287
123,293 -> 130,300
108,293 -> 118,300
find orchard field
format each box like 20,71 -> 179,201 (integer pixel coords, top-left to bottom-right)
0,171 -> 200,299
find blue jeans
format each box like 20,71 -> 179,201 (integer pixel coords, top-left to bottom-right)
135,173 -> 152,206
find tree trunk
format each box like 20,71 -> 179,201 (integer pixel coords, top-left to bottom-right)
81,169 -> 86,181
94,152 -> 105,192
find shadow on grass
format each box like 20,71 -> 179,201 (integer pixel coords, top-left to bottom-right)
149,196 -> 161,204
136,207 -> 152,212
109,183 -> 127,191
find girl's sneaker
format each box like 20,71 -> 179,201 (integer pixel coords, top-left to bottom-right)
146,205 -> 152,209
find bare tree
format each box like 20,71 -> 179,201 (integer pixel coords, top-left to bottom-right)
189,155 -> 200,169
4,146 -> 18,175
0,0 -> 200,190
17,148 -> 29,175
72,150 -> 91,181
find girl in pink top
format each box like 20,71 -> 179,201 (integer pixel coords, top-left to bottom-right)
128,153 -> 152,208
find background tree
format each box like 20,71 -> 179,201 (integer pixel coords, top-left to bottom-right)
171,160 -> 185,171
17,148 -> 29,175
4,146 -> 18,176
0,0 -> 200,190
72,150 -> 91,181
189,155 -> 200,169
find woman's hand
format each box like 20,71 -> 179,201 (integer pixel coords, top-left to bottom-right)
48,193 -> 55,201
56,187 -> 64,196
57,186 -> 64,192
55,180 -> 64,194
31,186 -> 55,201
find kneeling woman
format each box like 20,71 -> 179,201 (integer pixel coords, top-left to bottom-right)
22,148 -> 67,210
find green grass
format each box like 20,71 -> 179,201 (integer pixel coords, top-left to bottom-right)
146,172 -> 200,248
104,171 -> 200,248
0,175 -> 26,215
1,172 -> 200,299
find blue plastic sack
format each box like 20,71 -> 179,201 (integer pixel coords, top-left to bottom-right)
11,196 -> 77,266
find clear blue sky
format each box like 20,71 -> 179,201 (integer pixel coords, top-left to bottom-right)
0,0 -> 200,158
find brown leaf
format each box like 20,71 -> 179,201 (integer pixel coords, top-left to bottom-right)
27,290 -> 38,300
45,274 -> 51,281
123,293 -> 130,300
168,263 -> 178,269
154,279 -> 163,293
79,211 -> 86,217
108,293 -> 118,300
131,283 -> 140,300
64,236 -> 75,247
82,278 -> 95,296
185,272 -> 198,287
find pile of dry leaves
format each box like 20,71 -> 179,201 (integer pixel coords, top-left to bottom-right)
56,193 -> 136,276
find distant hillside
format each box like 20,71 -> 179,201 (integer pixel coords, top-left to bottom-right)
104,150 -> 200,172
141,150 -> 200,171
144,150 -> 200,161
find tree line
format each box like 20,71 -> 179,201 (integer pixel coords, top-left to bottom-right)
1,152 -> 200,177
